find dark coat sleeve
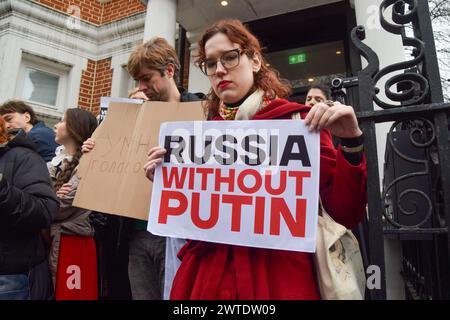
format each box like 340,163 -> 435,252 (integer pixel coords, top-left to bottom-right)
319,129 -> 367,229
28,126 -> 58,162
0,148 -> 59,232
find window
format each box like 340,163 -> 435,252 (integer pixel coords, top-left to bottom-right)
16,52 -> 71,114
22,68 -> 59,106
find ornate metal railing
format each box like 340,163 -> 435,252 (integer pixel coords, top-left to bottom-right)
351,0 -> 450,299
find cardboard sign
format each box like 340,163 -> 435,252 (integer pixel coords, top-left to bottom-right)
148,120 -> 320,252
73,101 -> 205,220
98,97 -> 143,124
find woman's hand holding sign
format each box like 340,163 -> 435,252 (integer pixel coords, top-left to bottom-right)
144,146 -> 166,182
304,101 -> 362,138
56,183 -> 72,198
82,138 -> 96,153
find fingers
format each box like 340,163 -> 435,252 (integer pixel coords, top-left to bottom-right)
317,108 -> 334,130
322,108 -> 343,128
147,146 -> 167,159
57,186 -> 71,194
143,158 -> 163,172
56,191 -> 66,198
304,103 -> 330,132
319,105 -> 350,129
56,183 -> 72,198
303,105 -> 315,124
325,108 -> 357,129
322,106 -> 363,138
143,158 -> 163,182
145,170 -> 154,182
304,102 -> 359,134
144,147 -> 166,182
131,91 -> 149,101
82,138 -> 95,153
325,105 -> 353,126
329,101 -> 342,107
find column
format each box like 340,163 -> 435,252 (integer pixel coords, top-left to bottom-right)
143,0 -> 177,45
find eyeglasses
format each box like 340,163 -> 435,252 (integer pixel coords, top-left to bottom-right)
199,48 -> 243,76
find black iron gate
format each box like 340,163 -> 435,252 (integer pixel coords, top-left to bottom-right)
349,0 -> 450,299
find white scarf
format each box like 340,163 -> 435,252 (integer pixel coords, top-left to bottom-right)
219,89 -> 267,120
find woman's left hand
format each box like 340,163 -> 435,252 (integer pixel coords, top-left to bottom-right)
304,101 -> 362,138
56,183 -> 72,198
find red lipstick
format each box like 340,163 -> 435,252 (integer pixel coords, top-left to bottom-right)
218,80 -> 232,89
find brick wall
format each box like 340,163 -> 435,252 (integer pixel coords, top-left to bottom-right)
33,1 -> 145,113
34,0 -> 145,25
102,0 -> 146,24
78,58 -> 113,115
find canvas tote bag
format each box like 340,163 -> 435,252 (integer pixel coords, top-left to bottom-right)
314,202 -> 366,300
291,111 -> 366,300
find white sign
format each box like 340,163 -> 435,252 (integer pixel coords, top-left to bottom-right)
148,120 -> 320,252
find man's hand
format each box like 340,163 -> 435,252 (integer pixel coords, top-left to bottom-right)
129,89 -> 149,101
143,147 -> 166,182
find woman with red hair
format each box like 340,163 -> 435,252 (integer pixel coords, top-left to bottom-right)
0,116 -> 8,144
145,19 -> 367,300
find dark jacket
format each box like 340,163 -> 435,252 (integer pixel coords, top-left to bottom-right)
179,87 -> 205,103
28,121 -> 59,162
0,130 -> 59,274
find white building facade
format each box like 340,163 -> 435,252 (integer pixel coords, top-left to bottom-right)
0,0 -> 146,126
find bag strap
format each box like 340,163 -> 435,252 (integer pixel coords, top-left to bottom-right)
318,199 -> 324,217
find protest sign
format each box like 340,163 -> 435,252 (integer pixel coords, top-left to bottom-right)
73,101 -> 205,220
98,97 -> 143,124
148,120 -> 320,252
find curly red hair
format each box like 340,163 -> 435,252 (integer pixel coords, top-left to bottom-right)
0,116 -> 8,144
196,19 -> 291,119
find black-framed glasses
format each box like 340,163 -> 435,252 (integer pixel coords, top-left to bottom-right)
199,48 -> 243,76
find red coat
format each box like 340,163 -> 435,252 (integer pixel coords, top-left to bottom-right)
55,235 -> 98,300
170,99 -> 367,300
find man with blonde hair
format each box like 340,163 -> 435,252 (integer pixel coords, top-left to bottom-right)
127,37 -> 200,103
83,37 -> 203,300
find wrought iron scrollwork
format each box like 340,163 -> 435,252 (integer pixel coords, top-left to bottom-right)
350,25 -> 379,82
382,118 -> 436,228
351,0 -> 450,300
351,0 -> 430,109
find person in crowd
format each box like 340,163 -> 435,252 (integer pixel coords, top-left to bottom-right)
144,19 -> 367,300
81,37 -> 203,300
0,100 -> 59,162
0,115 -> 58,300
305,83 -> 332,107
48,108 -> 98,300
